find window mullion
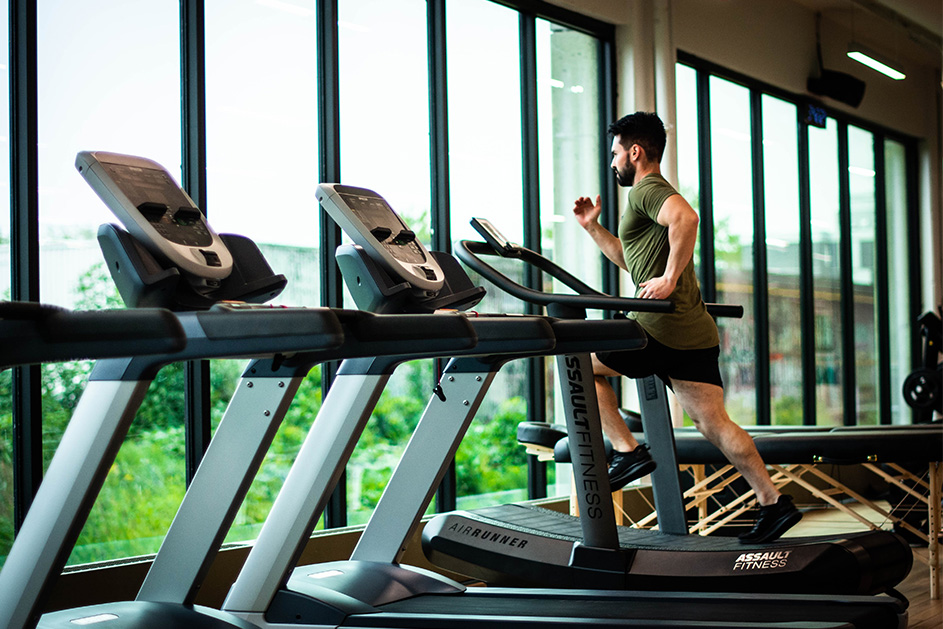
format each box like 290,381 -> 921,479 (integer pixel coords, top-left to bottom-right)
518,11 -> 548,500
750,90 -> 770,425
427,0 -> 458,512
316,0 -> 346,529
796,115 -> 817,426
873,135 -> 892,424
180,0 -> 213,485
695,68 -> 715,302
10,0 -> 42,531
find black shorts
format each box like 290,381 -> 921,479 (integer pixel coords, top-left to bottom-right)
596,333 -> 724,389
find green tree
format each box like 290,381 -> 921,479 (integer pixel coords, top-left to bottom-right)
455,396 -> 528,496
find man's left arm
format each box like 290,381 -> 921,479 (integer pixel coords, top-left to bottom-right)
637,194 -> 699,300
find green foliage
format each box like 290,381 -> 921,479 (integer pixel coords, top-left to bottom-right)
0,370 -> 12,562
347,361 -> 431,522
772,395 -> 803,426
75,262 -> 125,310
456,396 -> 528,497
68,426 -> 186,565
712,216 -> 744,268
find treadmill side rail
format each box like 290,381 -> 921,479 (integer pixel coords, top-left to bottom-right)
0,380 -> 150,629
351,359 -> 501,563
138,371 -> 308,604
223,372 -> 390,613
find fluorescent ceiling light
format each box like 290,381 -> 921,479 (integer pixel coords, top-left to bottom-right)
848,166 -> 876,178
847,44 -> 905,80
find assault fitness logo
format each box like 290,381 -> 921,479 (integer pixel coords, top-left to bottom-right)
732,550 -> 791,571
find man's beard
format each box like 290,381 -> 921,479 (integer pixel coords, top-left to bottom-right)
613,163 -> 635,187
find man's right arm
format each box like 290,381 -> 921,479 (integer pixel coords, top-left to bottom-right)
573,194 -> 627,271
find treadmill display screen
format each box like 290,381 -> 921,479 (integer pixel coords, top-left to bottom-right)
99,161 -> 213,247
337,191 -> 426,265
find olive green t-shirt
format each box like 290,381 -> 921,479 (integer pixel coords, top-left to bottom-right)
619,174 -> 718,350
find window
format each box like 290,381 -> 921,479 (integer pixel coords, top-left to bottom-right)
708,76 -> 756,425
205,0 -> 322,542
848,126 -> 878,424
884,139 -> 911,425
675,65 -> 699,216
808,119 -> 844,425
37,0 -> 182,564
448,0 -> 529,507
338,0 -> 434,524
537,19 -> 603,293
447,0 -> 522,246
677,56 -> 918,427
761,95 -> 802,425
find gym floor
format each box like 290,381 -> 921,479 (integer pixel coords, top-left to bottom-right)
787,504 -> 941,628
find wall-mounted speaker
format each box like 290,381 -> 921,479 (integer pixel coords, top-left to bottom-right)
807,70 -> 866,108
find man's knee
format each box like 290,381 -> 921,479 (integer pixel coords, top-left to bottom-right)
690,410 -> 740,442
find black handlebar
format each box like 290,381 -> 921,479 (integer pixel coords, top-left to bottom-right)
0,302 -> 187,368
457,240 -> 674,314
456,239 -> 743,319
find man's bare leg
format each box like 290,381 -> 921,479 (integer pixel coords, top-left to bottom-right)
590,355 -> 657,491
591,355 -> 640,452
669,378 -> 780,506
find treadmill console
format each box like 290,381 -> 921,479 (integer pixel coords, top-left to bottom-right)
316,184 -> 444,293
470,217 -> 518,257
76,151 -> 234,292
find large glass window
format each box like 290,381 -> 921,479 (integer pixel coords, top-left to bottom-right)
761,96 -> 802,425
708,76 -> 755,425
808,119 -> 844,425
848,126 -> 878,424
677,58 -> 917,428
447,0 -> 522,246
884,139 -> 912,424
338,0 -> 434,524
205,0 -> 322,543
536,19 -> 602,292
448,0 -> 529,508
339,0 -> 430,223
37,0 -> 182,564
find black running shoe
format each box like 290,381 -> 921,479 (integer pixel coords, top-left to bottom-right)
738,495 -> 802,544
608,444 -> 657,491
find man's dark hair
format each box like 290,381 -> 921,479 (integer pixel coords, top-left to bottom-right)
608,112 -> 666,163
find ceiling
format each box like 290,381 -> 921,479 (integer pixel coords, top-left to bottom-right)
793,0 -> 942,44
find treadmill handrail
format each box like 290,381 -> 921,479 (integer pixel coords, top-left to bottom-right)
457,240 -> 672,314
456,240 -> 744,319
0,302 -> 186,369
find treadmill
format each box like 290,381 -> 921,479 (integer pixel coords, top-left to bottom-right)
420,220 -> 913,597
0,152 -> 485,629
217,185 -> 907,628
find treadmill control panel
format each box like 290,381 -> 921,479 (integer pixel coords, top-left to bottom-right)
76,151 -> 233,289
317,184 -> 444,293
